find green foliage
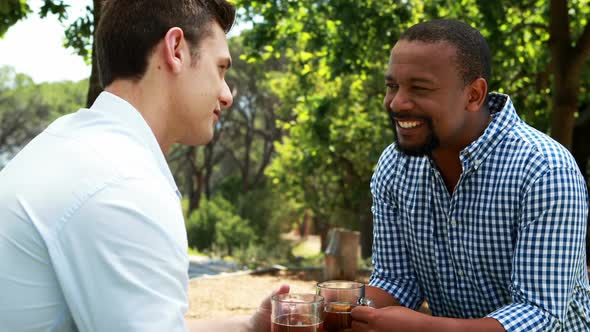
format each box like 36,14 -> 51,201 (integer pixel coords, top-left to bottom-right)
171,37 -> 294,264
236,0 -> 590,236
237,0 -> 403,229
217,176 -> 301,244
187,247 -> 206,257
185,195 -> 256,256
265,67 -> 390,228
63,5 -> 93,62
0,0 -> 70,37
38,0 -> 69,21
474,0 -> 552,131
0,1 -> 93,62
0,66 -> 87,161
359,256 -> 374,271
37,79 -> 88,119
0,0 -> 30,38
185,181 -> 302,268
292,239 -> 324,266
232,240 -> 295,269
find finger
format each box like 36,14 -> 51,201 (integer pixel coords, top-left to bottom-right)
351,319 -> 371,332
351,305 -> 375,323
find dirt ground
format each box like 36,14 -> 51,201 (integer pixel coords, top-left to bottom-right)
186,269 -> 434,320
186,271 -> 324,319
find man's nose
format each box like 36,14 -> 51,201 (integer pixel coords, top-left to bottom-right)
219,80 -> 233,109
386,88 -> 413,113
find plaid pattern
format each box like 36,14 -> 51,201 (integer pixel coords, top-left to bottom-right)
369,93 -> 590,331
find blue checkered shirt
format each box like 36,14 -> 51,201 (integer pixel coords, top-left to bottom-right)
369,93 -> 590,331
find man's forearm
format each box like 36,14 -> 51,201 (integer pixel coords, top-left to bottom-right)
420,316 -> 504,332
186,316 -> 252,332
365,285 -> 401,308
361,286 -> 505,332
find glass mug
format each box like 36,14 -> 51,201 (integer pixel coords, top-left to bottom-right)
271,293 -> 325,332
316,280 -> 373,332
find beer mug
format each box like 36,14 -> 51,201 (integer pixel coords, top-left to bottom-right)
271,293 -> 325,332
316,281 -> 373,332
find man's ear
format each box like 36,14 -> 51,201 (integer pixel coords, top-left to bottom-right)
162,27 -> 187,74
466,77 -> 488,112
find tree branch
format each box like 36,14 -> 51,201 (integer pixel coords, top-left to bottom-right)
572,22 -> 590,71
511,22 -> 548,35
252,127 -> 273,140
330,152 -> 361,183
253,140 -> 274,186
549,0 -> 570,72
220,142 -> 244,171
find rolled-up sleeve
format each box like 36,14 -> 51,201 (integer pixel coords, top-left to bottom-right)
46,177 -> 189,332
368,146 -> 423,310
487,167 -> 588,331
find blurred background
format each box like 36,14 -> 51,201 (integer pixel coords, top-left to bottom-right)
1,0 -> 589,273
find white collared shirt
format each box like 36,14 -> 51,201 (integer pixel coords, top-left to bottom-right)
0,92 -> 189,331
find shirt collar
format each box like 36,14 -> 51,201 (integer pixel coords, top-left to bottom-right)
90,91 -> 181,198
459,92 -> 519,170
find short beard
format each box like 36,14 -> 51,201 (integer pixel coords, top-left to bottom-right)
388,111 -> 440,157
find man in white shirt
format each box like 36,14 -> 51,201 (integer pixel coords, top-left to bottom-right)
0,0 -> 287,331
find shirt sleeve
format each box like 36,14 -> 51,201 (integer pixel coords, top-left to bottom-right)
46,177 -> 189,332
487,167 -> 589,331
368,146 -> 424,310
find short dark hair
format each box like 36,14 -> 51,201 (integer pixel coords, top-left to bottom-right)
399,19 -> 491,86
96,0 -> 235,87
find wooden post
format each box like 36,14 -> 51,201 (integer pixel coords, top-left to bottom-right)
324,228 -> 360,280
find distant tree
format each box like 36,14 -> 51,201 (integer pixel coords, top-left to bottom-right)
0,68 -> 48,157
0,66 -> 87,163
235,0 -> 590,257
84,0 -> 102,106
473,0 -> 590,150
1,0 -> 68,38
168,37 -> 284,215
217,38 -> 284,193
0,0 -> 100,106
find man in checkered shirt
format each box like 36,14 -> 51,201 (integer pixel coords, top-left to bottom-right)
351,19 -> 590,331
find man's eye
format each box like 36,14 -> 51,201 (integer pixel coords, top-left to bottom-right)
412,86 -> 432,93
386,83 -> 399,90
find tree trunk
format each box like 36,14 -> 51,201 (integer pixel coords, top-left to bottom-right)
86,0 -> 103,107
186,147 -> 202,214
242,121 -> 253,192
548,0 -> 590,149
315,216 -> 329,252
359,212 -> 373,259
572,110 -> 590,177
550,95 -> 578,150
204,143 -> 214,199
548,0 -> 590,264
354,192 -> 373,259
188,169 -> 204,213
572,112 -> 590,265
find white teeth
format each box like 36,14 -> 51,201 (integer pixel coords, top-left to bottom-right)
398,121 -> 421,129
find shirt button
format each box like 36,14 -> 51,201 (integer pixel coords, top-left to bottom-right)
457,269 -> 464,277
450,218 -> 458,226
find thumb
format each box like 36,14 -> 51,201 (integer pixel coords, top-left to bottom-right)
249,284 -> 291,332
261,284 -> 290,310
273,284 -> 291,296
